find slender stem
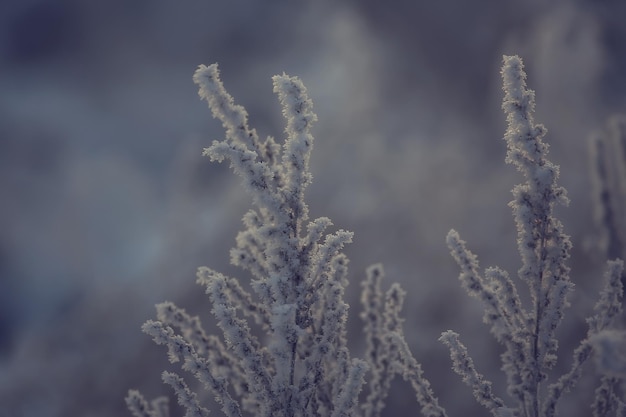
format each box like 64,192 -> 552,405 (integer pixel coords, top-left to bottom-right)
529,216 -> 549,417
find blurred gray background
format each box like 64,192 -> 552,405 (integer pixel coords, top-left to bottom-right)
1,0 -> 625,416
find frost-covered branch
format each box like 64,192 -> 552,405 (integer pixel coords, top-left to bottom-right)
443,55 -> 624,417
130,63 -> 434,417
439,331 -> 506,417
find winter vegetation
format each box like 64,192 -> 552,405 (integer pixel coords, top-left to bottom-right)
3,3 -> 626,417
442,56 -> 625,417
127,56 -> 625,417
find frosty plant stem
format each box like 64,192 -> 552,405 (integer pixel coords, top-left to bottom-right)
441,56 -> 624,417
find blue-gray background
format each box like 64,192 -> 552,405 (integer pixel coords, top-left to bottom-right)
1,1 -> 625,416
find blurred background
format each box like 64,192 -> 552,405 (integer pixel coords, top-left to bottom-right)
1,0 -> 625,416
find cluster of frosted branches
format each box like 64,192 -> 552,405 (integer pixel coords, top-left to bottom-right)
127,64 -> 444,417
442,56 -> 625,417
127,55 -> 626,417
